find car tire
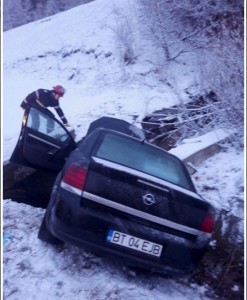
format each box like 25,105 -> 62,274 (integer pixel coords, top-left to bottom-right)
38,212 -> 64,245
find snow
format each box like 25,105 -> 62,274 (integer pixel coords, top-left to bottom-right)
2,0 -> 244,299
169,128 -> 234,160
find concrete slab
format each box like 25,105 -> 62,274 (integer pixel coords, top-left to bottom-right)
169,129 -> 232,174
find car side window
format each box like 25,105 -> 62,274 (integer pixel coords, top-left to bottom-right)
27,107 -> 69,142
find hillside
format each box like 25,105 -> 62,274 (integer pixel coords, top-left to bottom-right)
3,0 -> 244,299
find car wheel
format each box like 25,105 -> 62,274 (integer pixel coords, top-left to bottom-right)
38,212 -> 64,245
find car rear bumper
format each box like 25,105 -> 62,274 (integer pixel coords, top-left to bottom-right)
50,219 -> 195,276
47,191 -> 207,276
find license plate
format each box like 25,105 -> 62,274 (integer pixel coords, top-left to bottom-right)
106,230 -> 163,257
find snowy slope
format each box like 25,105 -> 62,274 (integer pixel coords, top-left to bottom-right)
3,0 -> 197,159
2,0 -> 244,299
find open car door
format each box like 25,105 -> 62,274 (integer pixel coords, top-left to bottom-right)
10,107 -> 77,173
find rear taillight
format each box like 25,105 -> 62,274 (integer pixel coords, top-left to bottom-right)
200,210 -> 215,233
61,164 -> 88,195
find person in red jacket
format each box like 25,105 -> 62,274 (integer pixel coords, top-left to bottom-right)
21,85 -> 70,128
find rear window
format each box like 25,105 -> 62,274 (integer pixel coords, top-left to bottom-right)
95,133 -> 193,190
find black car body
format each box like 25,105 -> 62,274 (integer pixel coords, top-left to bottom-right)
7,107 -> 215,276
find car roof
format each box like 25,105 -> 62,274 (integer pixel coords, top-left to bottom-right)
85,116 -> 145,140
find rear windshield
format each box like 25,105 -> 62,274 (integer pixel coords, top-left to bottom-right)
95,133 -> 193,191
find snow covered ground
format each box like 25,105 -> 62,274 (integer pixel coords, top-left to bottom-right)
2,0 -> 244,299
3,149 -> 244,300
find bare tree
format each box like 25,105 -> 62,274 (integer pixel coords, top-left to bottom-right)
109,1 -> 137,65
138,0 -> 190,62
138,0 -> 243,61
138,0 -> 244,146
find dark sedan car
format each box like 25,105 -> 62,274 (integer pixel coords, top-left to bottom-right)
8,106 -> 215,276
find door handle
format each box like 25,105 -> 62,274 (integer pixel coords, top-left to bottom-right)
48,148 -> 59,156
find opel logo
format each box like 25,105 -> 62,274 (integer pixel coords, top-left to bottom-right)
142,193 -> 156,205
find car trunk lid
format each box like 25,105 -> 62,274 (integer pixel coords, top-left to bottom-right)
82,157 -> 212,239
